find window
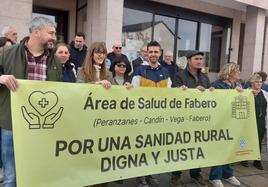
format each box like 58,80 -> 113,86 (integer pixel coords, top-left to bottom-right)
177,19 -> 197,54
122,8 -> 153,62
32,6 -> 69,42
154,14 -> 176,60
199,23 -> 212,70
123,0 -> 232,73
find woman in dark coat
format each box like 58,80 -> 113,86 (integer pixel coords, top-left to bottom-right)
241,73 -> 267,170
108,55 -> 132,87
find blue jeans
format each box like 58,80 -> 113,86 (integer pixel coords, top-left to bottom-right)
2,129 -> 16,187
209,164 -> 233,180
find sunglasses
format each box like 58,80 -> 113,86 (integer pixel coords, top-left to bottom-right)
116,64 -> 126,68
114,47 -> 122,50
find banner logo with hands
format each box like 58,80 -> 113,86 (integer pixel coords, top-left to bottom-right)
21,91 -> 64,129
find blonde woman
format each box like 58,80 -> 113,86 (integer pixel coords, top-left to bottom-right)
209,62 -> 241,187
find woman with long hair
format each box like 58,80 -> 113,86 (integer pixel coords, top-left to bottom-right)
77,42 -> 111,89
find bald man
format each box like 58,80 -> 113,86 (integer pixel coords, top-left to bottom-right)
107,41 -> 130,72
160,51 -> 179,82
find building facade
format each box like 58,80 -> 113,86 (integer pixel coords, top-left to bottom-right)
0,0 -> 268,80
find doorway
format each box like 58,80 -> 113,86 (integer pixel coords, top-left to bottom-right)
33,6 -> 69,42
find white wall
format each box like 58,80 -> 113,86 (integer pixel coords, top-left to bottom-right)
86,0 -> 124,51
0,0 -> 33,41
241,6 -> 266,79
234,0 -> 268,10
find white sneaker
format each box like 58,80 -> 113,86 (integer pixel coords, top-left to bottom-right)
209,179 -> 224,187
224,176 -> 240,186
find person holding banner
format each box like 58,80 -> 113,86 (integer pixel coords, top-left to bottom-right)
209,62 -> 241,187
171,50 -> 210,187
54,43 -> 77,82
109,55 -> 132,88
76,42 -> 111,187
76,42 -> 111,89
240,74 -> 267,170
0,17 -> 62,187
132,40 -> 171,187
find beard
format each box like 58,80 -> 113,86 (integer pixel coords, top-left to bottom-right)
47,41 -> 55,49
149,57 -> 158,64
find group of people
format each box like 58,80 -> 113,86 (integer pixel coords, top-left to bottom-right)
0,16 -> 266,187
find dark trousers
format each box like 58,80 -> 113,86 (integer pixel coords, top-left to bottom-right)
172,168 -> 201,178
257,118 -> 266,153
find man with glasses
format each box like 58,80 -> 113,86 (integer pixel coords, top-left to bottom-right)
171,51 -> 210,187
107,41 -> 130,71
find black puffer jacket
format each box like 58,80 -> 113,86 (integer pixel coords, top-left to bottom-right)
69,41 -> 87,70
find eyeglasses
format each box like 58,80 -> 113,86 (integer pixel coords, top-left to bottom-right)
116,64 -> 126,68
114,47 -> 122,50
94,49 -> 105,55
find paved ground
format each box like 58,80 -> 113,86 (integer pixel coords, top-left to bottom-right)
106,144 -> 268,187
1,145 -> 268,187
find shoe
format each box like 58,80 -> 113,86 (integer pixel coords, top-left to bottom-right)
137,177 -> 149,187
240,161 -> 249,167
209,180 -> 224,187
146,175 -> 160,186
0,168 -> 3,182
171,175 -> 183,187
115,180 -> 123,184
191,174 -> 207,187
224,176 -> 240,186
253,160 -> 264,170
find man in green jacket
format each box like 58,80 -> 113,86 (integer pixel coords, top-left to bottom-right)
0,16 -> 62,187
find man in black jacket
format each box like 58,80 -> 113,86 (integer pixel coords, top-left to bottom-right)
107,41 -> 130,71
160,51 -> 179,83
132,45 -> 148,73
171,51 -> 210,187
172,51 -> 210,89
69,32 -> 87,71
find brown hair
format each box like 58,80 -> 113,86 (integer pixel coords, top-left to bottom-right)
80,42 -> 108,82
53,42 -> 70,54
257,71 -> 267,82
